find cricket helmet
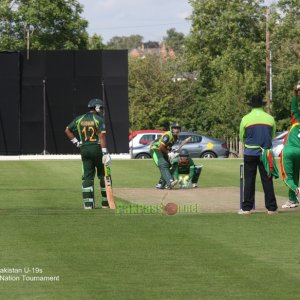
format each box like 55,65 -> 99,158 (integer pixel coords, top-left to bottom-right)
170,122 -> 181,130
179,149 -> 189,157
88,98 -> 103,108
88,98 -> 103,112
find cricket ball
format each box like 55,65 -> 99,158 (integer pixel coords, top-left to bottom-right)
164,202 -> 178,215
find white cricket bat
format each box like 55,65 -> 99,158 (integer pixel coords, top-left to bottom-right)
174,136 -> 192,152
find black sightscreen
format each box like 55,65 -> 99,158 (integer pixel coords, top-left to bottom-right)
0,50 -> 128,154
102,51 -> 128,154
0,52 -> 21,155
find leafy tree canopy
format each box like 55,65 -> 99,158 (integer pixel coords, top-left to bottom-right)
0,0 -> 89,50
106,35 -> 143,50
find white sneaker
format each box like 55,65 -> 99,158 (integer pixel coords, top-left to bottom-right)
238,209 -> 251,215
281,201 -> 298,208
165,180 -> 178,190
192,183 -> 198,188
84,205 -> 93,210
155,183 -> 164,189
267,210 -> 278,215
170,180 -> 178,188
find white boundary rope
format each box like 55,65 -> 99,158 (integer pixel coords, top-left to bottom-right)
0,154 -> 131,161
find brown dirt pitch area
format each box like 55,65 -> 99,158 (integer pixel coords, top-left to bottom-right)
114,187 -> 287,213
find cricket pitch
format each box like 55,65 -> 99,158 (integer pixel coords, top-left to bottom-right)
114,187 -> 288,213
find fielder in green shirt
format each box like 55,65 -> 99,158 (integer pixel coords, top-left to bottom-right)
65,98 -> 111,209
171,149 -> 202,188
150,123 -> 181,189
280,85 -> 300,208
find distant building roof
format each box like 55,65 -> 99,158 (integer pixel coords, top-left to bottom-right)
129,42 -> 176,59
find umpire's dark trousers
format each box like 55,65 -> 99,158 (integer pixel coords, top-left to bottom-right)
243,155 -> 278,212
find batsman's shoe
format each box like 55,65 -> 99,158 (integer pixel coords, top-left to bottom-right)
267,210 -> 278,215
155,183 -> 165,189
83,197 -> 94,209
171,179 -> 178,187
192,183 -> 198,188
165,179 -> 178,190
238,209 -> 253,215
84,203 -> 93,209
282,201 -> 298,208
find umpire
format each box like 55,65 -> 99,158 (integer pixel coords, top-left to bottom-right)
65,98 -> 111,209
239,95 -> 278,214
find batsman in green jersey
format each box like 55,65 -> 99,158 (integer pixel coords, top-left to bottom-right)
280,85 -> 300,208
150,123 -> 181,189
65,98 -> 111,209
171,149 -> 202,188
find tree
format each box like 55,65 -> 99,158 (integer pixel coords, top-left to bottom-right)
128,0 -> 300,137
129,53 -> 198,131
270,0 -> 300,130
88,34 -> 105,50
163,28 -> 185,54
183,0 -> 267,138
106,35 -> 143,50
0,0 -> 88,50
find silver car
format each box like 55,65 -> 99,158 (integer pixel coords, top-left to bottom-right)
131,131 -> 229,159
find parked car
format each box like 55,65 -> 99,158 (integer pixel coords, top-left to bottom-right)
272,131 -> 288,157
129,130 -> 165,148
131,131 -> 229,159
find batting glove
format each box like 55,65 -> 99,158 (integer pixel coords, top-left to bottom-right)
102,148 -> 111,166
168,152 -> 178,161
71,137 -> 81,148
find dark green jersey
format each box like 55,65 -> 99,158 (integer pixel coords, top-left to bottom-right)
172,157 -> 195,180
67,112 -> 105,146
285,96 -> 300,148
150,131 -> 178,151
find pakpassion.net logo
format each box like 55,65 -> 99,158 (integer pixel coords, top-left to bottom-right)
116,202 -> 200,215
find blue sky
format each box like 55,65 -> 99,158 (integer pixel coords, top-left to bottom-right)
80,0 -> 277,43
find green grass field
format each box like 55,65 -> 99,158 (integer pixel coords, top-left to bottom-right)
0,158 -> 300,299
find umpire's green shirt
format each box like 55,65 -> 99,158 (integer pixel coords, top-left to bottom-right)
239,108 -> 276,156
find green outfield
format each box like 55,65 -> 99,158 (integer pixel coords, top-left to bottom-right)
0,159 -> 300,299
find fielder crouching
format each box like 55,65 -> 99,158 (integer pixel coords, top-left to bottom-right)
171,149 -> 202,188
65,98 -> 111,209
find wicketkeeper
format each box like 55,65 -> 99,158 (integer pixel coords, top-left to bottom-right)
65,98 -> 111,209
171,149 -> 202,188
280,85 -> 300,208
150,123 -> 181,189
